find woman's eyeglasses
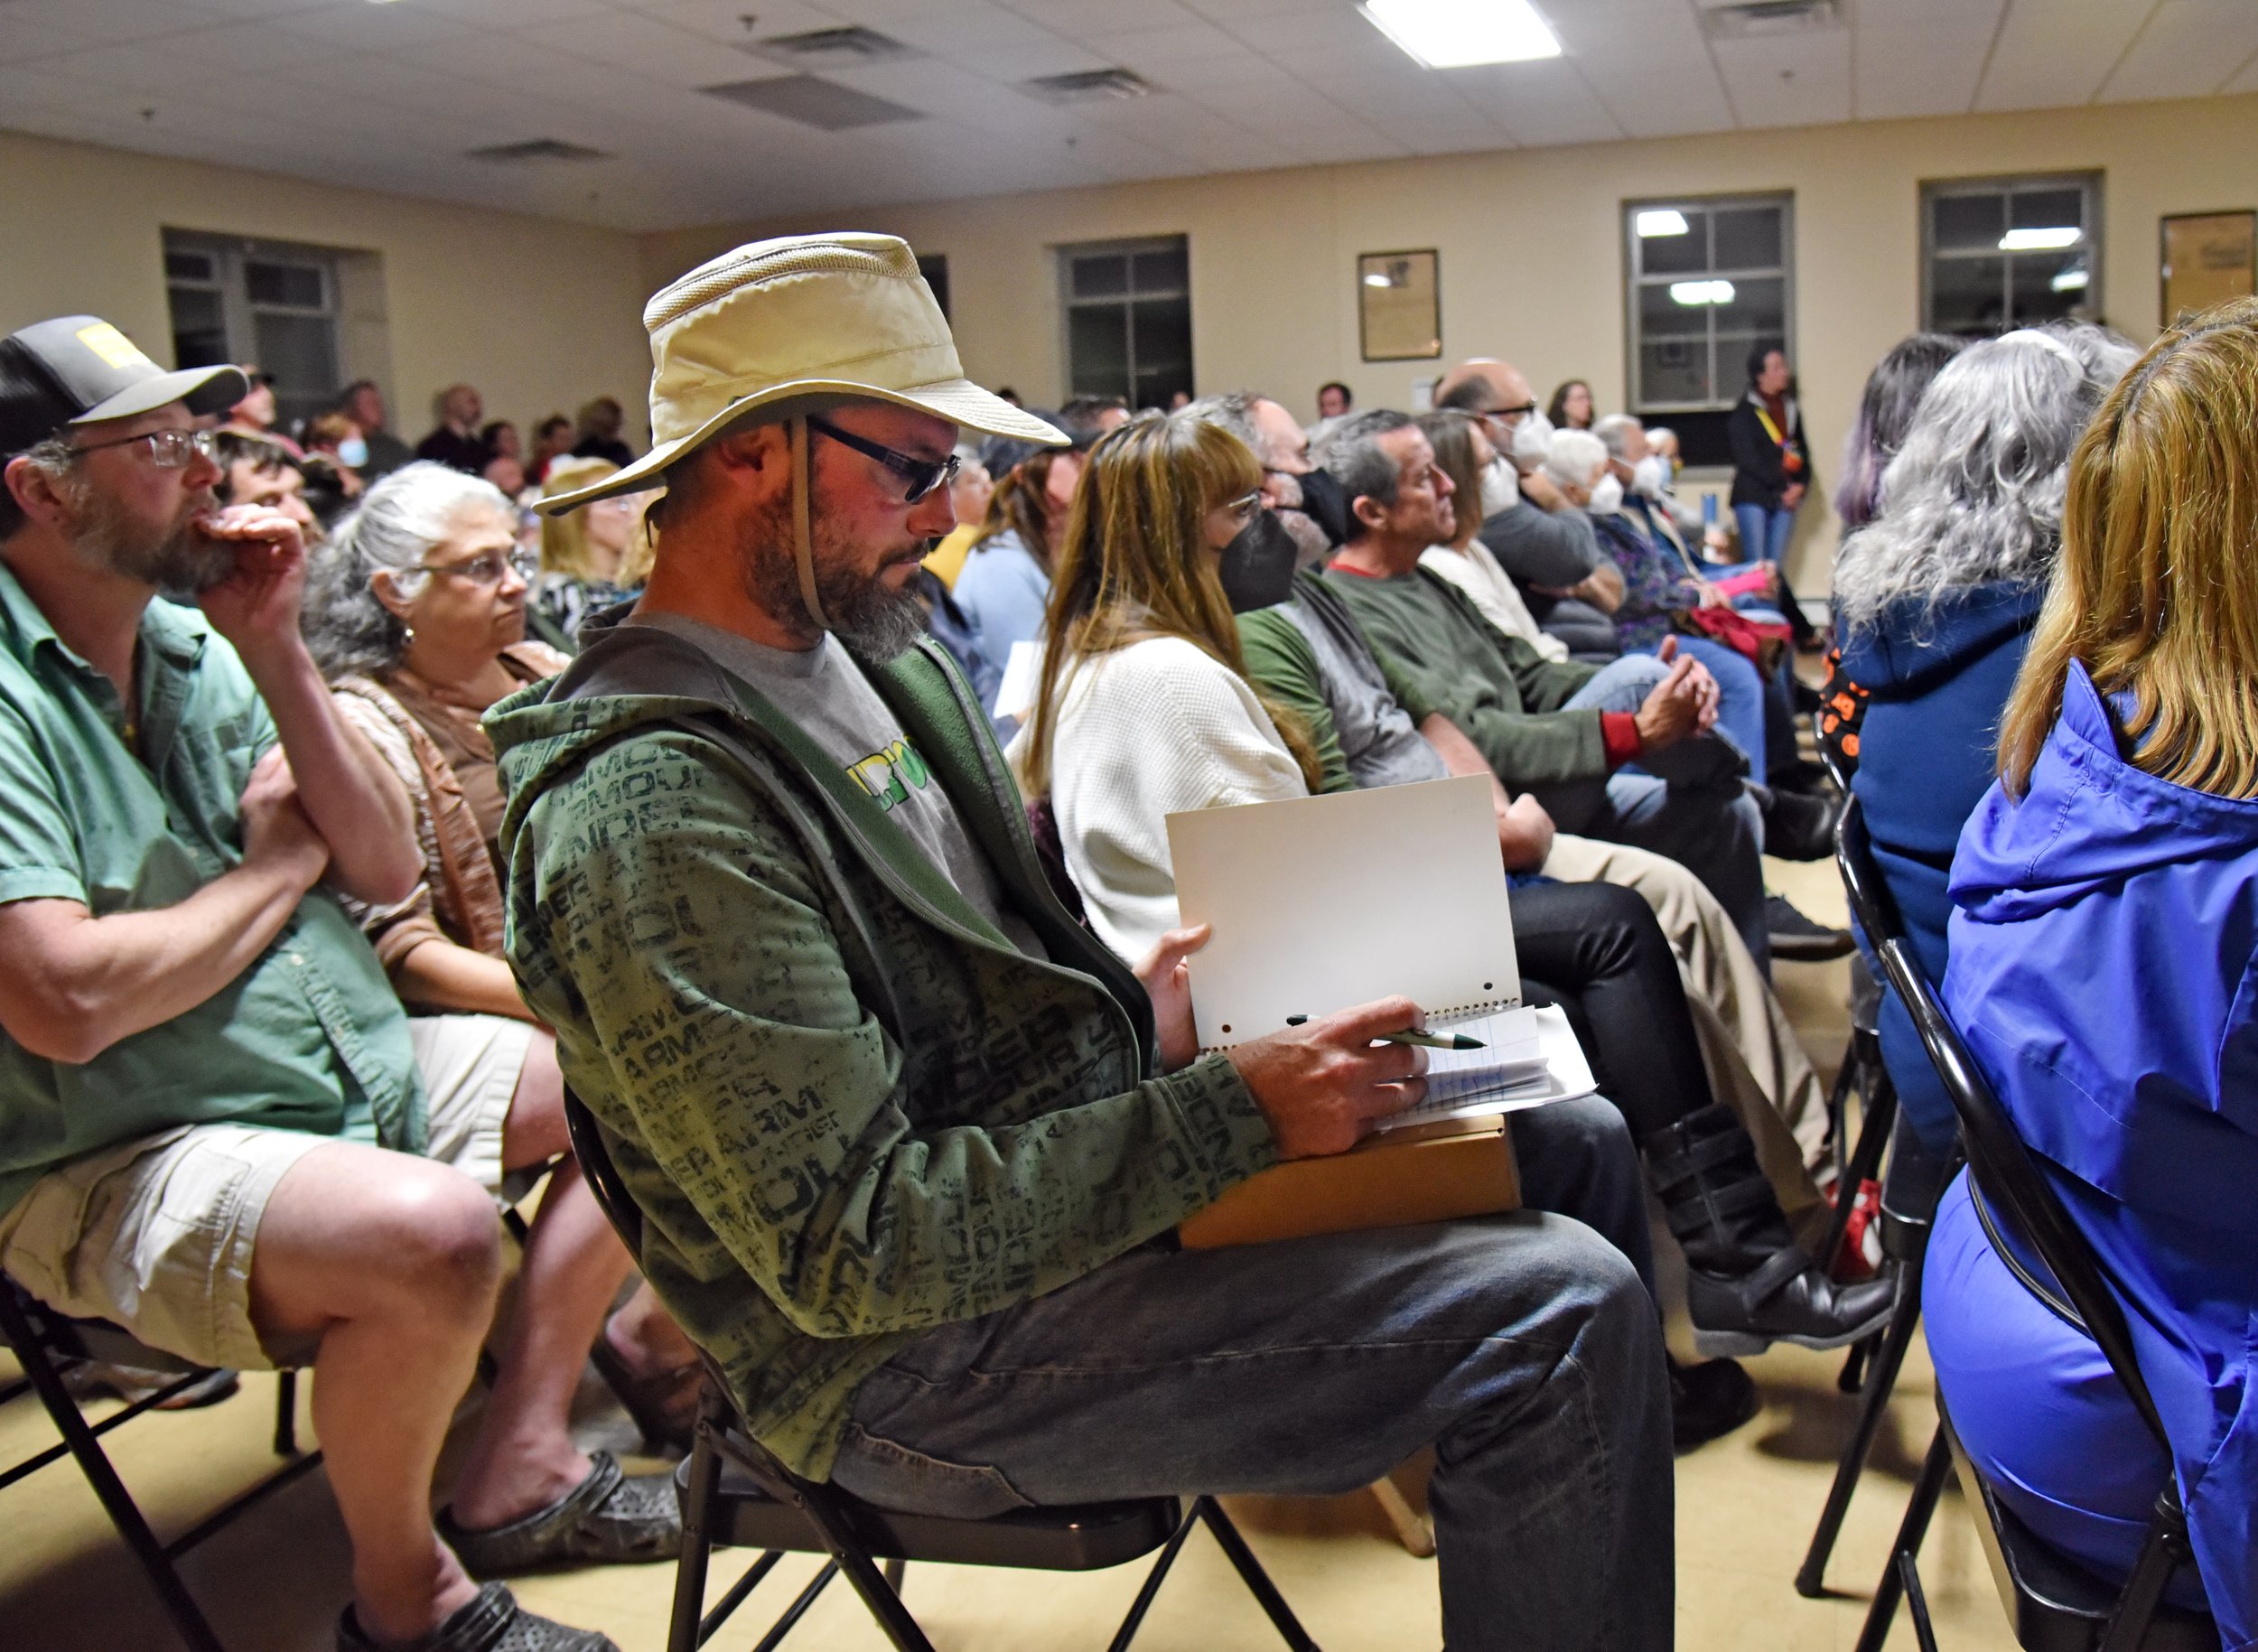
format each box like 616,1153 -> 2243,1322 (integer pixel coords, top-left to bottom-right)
807,415 -> 960,502
422,546 -> 538,586
70,428 -> 217,469
1222,490 -> 1264,527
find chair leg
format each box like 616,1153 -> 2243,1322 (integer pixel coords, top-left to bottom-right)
743,1560 -> 839,1652
882,1557 -> 906,1592
1197,1497 -> 1320,1652
1898,1549 -> 1941,1652
2097,1489 -> 2193,1652
1816,1060 -> 1897,1281
1796,1257 -> 1925,1597
0,1287 -> 227,1652
1852,1422 -> 1953,1652
1367,1474 -> 1435,1558
667,1418 -> 723,1652
1106,1501 -> 1204,1652
272,1369 -> 298,1458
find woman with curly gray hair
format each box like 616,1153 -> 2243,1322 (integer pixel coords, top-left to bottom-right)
1833,322 -> 2137,1151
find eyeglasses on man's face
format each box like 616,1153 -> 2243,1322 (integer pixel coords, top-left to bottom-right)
808,415 -> 960,503
422,546 -> 538,586
70,427 -> 218,469
1477,401 -> 1539,427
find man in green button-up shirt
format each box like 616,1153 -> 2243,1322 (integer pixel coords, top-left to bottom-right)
0,317 -> 671,1652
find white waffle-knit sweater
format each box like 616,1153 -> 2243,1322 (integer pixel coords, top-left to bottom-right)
1019,635 -> 1305,965
1418,539 -> 1571,662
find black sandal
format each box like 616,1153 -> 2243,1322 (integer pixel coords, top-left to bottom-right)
437,1452 -> 680,1577
337,1582 -> 618,1651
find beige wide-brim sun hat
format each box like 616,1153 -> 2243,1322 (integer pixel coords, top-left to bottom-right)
538,231 -> 1063,514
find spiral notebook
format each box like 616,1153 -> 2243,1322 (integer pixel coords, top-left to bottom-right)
1165,776 -> 1596,1121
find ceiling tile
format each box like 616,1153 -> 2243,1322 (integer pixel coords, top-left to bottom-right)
1451,59 -> 1625,145
0,0 -> 226,46
1974,0 -> 2151,110
400,0 -> 614,27
2098,0 -> 2258,101
274,4 -> 480,52
626,0 -> 851,45
0,12 -> 99,64
1591,68 -> 1737,138
1854,20 -> 1996,119
539,13 -> 765,85
2230,48 -> 2258,94
157,22 -> 354,73
1710,29 -> 1853,128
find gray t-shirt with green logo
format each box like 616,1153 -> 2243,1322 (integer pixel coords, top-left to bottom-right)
630,613 -> 1044,959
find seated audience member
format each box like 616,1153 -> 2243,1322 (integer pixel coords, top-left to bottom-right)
1013,412 -> 1887,1388
1314,410 -> 1778,966
221,366 -> 303,456
0,319 -> 672,1652
919,443 -> 992,588
1927,300 -> 2258,1644
1547,377 -> 1595,432
1416,410 -> 1568,660
533,456 -> 655,648
481,419 -> 521,468
339,378 -> 415,480
1560,425 -> 1800,789
415,383 -> 489,474
300,408 -> 368,520
1833,325 -> 2135,1153
571,396 -> 634,467
1316,379 -> 1352,421
527,412 -> 574,483
1058,393 -> 1131,440
951,435 -> 1086,662
1632,424 -> 1721,552
1430,360 -> 1624,659
496,236 -> 1674,1651
1186,390 -> 1351,562
1211,406 -> 1833,1174
482,453 -> 526,498
214,430 -> 321,539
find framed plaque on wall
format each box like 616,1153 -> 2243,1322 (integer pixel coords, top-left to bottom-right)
1358,249 -> 1442,361
2161,210 -> 2256,323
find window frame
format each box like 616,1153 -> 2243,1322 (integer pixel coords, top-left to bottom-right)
1919,172 -> 2104,338
1056,235 -> 1192,410
163,229 -> 346,428
1621,191 -> 1796,418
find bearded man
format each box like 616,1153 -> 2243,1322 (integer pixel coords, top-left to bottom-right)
0,316 -> 676,1652
493,236 -> 1673,1652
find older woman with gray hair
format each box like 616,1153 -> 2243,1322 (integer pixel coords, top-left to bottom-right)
1833,322 -> 2138,1150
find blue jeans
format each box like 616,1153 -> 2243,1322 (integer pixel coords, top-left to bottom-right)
832,1096 -> 1675,1652
1731,502 -> 1795,565
1529,656 -> 1769,970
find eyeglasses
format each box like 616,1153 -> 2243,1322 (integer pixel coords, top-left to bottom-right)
70,428 -> 217,469
1221,490 -> 1264,527
807,415 -> 959,503
1475,401 -> 1539,424
422,546 -> 538,586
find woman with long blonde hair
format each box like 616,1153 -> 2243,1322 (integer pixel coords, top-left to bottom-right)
1012,412 -> 1319,962
1923,297 -> 2258,1643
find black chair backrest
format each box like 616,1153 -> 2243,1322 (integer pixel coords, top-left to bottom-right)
1872,935 -> 2173,1456
1836,796 -> 1908,949
563,1086 -> 645,1255
1813,706 -> 1855,798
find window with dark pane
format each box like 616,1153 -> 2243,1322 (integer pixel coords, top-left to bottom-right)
1922,173 -> 2102,339
1624,193 -> 1793,458
161,229 -> 349,430
1059,236 -> 1192,410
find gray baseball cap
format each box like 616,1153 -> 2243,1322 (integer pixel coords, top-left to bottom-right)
0,315 -> 247,457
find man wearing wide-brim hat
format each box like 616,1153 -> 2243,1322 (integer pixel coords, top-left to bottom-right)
495,233 -> 1671,1650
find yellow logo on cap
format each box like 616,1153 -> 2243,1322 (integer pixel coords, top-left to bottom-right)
75,322 -> 155,372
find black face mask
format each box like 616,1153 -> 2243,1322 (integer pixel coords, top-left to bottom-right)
1292,466 -> 1351,547
1218,509 -> 1301,613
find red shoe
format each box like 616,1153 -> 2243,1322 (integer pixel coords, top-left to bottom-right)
1830,1177 -> 1882,1281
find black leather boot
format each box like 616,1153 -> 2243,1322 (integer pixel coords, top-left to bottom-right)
1645,1105 -> 1899,1358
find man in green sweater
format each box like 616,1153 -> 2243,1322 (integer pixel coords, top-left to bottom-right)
492,235 -> 1675,1651
1317,409 -> 1776,968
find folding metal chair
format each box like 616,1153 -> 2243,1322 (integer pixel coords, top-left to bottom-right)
0,1276 -> 322,1652
560,1088 -> 1321,1652
1853,932 -> 2218,1652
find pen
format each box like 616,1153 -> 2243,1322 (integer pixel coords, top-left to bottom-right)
1283,1015 -> 1485,1050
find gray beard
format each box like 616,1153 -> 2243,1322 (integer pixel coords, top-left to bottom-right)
67,487 -> 233,600
739,506 -> 930,663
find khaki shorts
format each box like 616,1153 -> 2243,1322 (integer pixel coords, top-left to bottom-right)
0,1014 -> 534,1373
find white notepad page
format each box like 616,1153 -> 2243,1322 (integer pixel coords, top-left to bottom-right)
1376,1004 -> 1598,1131
1166,777 -> 1521,1050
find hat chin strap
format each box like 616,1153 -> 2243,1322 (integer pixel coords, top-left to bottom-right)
788,415 -> 835,634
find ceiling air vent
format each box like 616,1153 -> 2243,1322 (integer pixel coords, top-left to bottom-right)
744,26 -> 918,70
701,76 -> 923,130
1021,68 -> 1156,105
1698,0 -> 1843,37
465,138 -> 611,163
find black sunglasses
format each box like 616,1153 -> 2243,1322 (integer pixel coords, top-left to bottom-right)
807,415 -> 959,503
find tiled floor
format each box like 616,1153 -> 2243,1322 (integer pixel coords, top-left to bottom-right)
0,855 -> 2016,1651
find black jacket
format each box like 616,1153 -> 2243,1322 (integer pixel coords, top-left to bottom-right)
1726,390 -> 1810,509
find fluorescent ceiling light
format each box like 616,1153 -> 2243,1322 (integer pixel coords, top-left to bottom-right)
1636,209 -> 1689,238
1358,0 -> 1562,69
2000,227 -> 2081,251
2052,266 -> 2089,293
1670,279 -> 1736,306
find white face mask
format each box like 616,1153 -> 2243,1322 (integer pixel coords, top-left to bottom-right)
1479,453 -> 1520,518
1632,454 -> 1671,499
1509,409 -> 1555,469
336,435 -> 369,469
1589,473 -> 1625,515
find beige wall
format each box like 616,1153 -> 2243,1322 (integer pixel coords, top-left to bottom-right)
0,128 -> 652,453
647,93 -> 2258,588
